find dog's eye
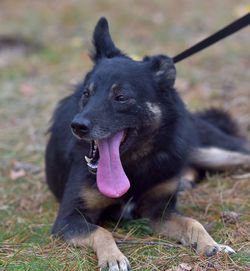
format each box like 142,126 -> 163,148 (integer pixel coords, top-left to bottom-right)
114,95 -> 128,103
83,89 -> 90,99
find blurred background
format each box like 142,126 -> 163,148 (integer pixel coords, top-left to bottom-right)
0,1 -> 249,270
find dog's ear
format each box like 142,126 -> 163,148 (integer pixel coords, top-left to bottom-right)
90,17 -> 122,62
144,55 -> 176,89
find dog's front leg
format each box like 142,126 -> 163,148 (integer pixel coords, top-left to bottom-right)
69,225 -> 130,270
151,213 -> 235,256
51,164 -> 130,271
52,206 -> 130,271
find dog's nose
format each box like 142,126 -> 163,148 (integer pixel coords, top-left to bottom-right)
71,118 -> 90,138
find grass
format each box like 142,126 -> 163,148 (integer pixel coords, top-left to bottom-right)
0,0 -> 249,270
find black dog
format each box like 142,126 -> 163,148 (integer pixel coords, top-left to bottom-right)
45,17 -> 250,271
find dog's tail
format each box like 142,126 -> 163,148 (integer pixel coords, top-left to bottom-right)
190,108 -> 250,179
194,108 -> 240,137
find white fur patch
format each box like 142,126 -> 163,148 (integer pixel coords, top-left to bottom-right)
146,102 -> 162,123
191,147 -> 250,170
218,244 -> 236,254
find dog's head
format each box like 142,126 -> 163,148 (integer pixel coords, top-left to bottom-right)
71,17 -> 178,198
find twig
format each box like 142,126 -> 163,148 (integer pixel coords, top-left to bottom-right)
116,240 -> 180,248
112,196 -> 133,233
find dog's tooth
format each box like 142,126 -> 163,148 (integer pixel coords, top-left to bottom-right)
84,156 -> 92,163
89,163 -> 98,169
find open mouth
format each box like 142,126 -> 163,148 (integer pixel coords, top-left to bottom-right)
84,129 -> 132,198
85,129 -> 130,174
85,140 -> 99,174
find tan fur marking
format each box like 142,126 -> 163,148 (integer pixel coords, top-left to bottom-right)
123,137 -> 153,163
152,214 -> 219,255
137,179 -> 178,218
130,142 -> 153,161
81,185 -> 116,210
70,227 -> 114,251
191,147 -> 250,170
70,227 -> 129,268
181,168 -> 199,183
146,179 -> 178,198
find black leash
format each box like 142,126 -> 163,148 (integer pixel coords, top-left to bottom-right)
173,13 -> 250,63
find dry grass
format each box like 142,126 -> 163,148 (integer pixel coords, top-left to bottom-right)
0,0 -> 249,270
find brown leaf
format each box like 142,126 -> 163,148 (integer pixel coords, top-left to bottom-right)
166,263 -> 193,271
19,84 -> 34,96
9,168 -> 26,180
222,211 -> 240,224
178,263 -> 192,271
12,161 -> 41,173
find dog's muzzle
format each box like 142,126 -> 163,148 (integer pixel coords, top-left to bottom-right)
71,118 -> 91,139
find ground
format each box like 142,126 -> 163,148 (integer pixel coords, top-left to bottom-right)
0,0 -> 249,270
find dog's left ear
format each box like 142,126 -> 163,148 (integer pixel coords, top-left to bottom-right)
90,17 -> 123,62
144,55 -> 176,89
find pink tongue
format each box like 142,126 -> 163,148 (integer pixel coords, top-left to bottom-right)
97,131 -> 130,198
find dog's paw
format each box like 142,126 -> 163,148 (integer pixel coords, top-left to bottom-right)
99,251 -> 131,271
199,243 -> 236,257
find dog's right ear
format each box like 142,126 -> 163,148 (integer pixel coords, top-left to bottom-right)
90,17 -> 123,62
144,55 -> 176,89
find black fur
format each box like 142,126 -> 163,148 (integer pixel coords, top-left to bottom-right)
45,17 -> 247,249
194,108 -> 239,137
192,111 -> 246,153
